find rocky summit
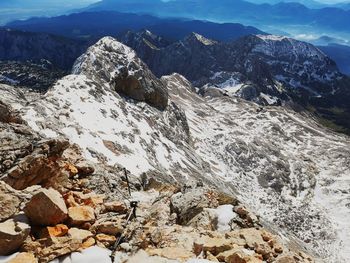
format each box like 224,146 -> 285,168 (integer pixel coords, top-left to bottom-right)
0,35 -> 349,263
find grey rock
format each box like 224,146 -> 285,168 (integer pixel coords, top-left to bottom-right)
170,187 -> 218,225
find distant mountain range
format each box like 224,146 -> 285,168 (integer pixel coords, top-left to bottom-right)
5,10 -> 350,77
81,0 -> 350,41
6,11 -> 265,42
0,0 -> 93,25
247,0 -> 350,9
0,28 -> 86,69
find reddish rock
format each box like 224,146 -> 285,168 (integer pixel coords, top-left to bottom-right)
38,224 -> 69,238
24,188 -> 68,226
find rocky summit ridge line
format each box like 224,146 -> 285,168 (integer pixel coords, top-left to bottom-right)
0,36 -> 349,262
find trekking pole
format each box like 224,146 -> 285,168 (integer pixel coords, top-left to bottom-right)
124,168 -> 132,197
110,201 -> 138,261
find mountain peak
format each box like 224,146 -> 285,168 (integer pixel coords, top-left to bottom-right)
72,36 -> 168,110
72,36 -> 137,82
255,34 -> 288,42
185,32 -> 218,46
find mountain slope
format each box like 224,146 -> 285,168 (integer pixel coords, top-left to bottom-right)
319,43 -> 350,75
10,36 -> 350,262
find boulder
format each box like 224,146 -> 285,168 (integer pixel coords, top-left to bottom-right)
75,160 -> 95,176
170,188 -> 219,225
233,205 -> 260,228
81,237 -> 96,249
238,228 -> 266,249
24,188 -> 68,226
68,228 -> 94,241
38,224 -> 69,238
275,255 -> 297,263
0,214 -> 31,255
68,206 -> 95,226
104,201 -> 127,213
217,247 -> 264,263
227,251 -> 262,263
0,193 -> 21,222
91,220 -> 124,235
95,233 -> 117,247
194,236 -> 232,256
187,208 -> 218,231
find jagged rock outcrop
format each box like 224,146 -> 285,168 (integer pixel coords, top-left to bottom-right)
72,37 -> 168,110
3,138 -> 71,190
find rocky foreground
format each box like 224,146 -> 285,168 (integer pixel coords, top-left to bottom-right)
0,78 -> 315,262
0,107 -> 314,263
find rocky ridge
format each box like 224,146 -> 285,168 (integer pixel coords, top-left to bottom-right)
0,36 -> 349,262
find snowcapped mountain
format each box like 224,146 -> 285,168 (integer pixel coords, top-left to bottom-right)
120,31 -> 350,133
4,36 -> 349,262
121,31 -> 342,98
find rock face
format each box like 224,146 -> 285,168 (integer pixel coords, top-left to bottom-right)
163,73 -> 350,262
72,37 -> 168,110
0,214 -> 31,255
24,188 -> 68,226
